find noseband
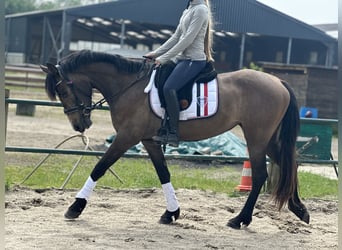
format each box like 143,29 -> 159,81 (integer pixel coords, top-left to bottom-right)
55,79 -> 90,115
55,78 -> 106,116
55,65 -> 95,116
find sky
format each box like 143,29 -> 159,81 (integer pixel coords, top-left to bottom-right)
257,0 -> 338,38
257,0 -> 338,25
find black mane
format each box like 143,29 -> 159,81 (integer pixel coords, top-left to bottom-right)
59,50 -> 144,74
45,50 -> 145,100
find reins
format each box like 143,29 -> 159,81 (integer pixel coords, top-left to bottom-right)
56,58 -> 153,115
106,58 -> 152,101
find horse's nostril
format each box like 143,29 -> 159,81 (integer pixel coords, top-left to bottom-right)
73,124 -> 85,133
86,119 -> 92,128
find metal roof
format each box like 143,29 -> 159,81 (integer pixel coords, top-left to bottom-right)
65,0 -> 185,26
5,0 -> 337,68
211,0 -> 336,43
6,0 -> 336,43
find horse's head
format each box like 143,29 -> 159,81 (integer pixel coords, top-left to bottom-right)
40,63 -> 93,133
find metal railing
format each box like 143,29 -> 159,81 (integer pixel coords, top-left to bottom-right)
5,97 -> 338,165
5,65 -> 45,89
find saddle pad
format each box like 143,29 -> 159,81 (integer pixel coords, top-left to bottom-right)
147,77 -> 218,120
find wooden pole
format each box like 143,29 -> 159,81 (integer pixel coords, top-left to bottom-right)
266,161 -> 280,193
5,89 -> 9,140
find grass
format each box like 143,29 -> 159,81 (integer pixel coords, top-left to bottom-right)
298,171 -> 338,199
5,156 -> 240,192
5,155 -> 338,199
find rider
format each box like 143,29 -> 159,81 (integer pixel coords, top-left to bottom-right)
144,0 -> 214,147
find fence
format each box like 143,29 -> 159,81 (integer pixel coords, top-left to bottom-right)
5,97 -> 338,165
5,96 -> 338,189
5,64 -> 45,89
3,62 -> 338,165
4,63 -> 338,161
4,65 -> 338,189
5,97 -> 249,162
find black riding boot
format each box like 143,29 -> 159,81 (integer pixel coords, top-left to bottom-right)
153,89 -> 180,147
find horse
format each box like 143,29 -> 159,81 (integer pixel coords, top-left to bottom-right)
40,50 -> 310,229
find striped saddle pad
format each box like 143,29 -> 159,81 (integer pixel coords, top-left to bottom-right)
148,78 -> 218,120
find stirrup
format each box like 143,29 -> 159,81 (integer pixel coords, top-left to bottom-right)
152,134 -> 167,144
153,125 -> 168,144
152,131 -> 179,147
166,132 -> 179,147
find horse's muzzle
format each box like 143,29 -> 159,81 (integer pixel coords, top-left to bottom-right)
84,117 -> 92,129
72,117 -> 92,133
73,124 -> 86,133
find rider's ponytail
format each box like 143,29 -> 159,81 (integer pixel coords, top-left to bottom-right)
204,0 -> 214,61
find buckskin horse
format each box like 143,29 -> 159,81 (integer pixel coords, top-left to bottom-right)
41,50 -> 309,229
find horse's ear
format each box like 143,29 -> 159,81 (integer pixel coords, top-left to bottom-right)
40,63 -> 59,75
40,65 -> 49,74
46,63 -> 59,75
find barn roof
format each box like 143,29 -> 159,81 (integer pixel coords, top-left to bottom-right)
6,0 -> 336,43
5,0 -> 337,68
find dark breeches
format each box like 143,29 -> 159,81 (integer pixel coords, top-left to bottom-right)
163,60 -> 206,95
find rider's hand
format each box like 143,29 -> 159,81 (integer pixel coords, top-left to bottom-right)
143,52 -> 155,61
154,59 -> 161,66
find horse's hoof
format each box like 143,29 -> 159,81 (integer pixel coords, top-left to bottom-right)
227,218 -> 241,229
64,198 -> 87,219
301,211 -> 310,224
288,201 -> 310,224
227,215 -> 251,229
159,208 -> 180,224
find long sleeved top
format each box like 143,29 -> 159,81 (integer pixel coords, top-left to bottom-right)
153,0 -> 209,64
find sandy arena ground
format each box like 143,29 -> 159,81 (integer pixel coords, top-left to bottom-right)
5,90 -> 338,249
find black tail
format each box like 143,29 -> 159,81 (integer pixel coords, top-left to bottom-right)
274,81 -> 299,209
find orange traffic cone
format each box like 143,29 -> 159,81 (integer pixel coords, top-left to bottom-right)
235,160 -> 252,192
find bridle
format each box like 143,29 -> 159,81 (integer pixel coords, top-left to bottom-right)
56,81 -> 91,115
55,65 -> 94,116
54,58 -> 152,116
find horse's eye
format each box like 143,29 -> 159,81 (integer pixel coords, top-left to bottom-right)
58,90 -> 69,99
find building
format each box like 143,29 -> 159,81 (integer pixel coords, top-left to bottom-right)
260,62 -> 338,118
5,0 -> 337,72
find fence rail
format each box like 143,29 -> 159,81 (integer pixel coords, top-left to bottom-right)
4,145 -> 337,165
5,97 -> 339,166
5,64 -> 100,93
6,98 -> 110,110
4,96 -> 246,162
5,64 -> 45,88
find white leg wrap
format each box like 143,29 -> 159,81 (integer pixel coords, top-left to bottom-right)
162,182 -> 179,212
76,176 -> 97,200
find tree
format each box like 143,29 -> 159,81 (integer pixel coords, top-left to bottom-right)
38,0 -> 83,10
5,0 -> 36,15
5,0 -> 104,15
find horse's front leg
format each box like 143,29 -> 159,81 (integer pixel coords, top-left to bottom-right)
64,133 -> 139,219
142,139 -> 180,224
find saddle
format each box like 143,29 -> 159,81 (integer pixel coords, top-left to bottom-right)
154,60 -> 217,110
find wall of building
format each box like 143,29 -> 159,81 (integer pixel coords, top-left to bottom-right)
262,63 -> 338,119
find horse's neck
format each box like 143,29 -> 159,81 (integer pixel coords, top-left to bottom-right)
77,61 -> 149,107
91,71 -> 146,106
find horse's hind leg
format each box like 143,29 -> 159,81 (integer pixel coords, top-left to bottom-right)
267,144 -> 310,224
227,152 -> 268,229
142,139 -> 180,224
288,172 -> 310,223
